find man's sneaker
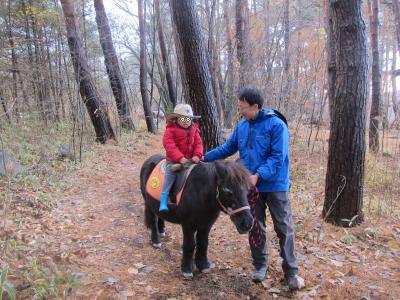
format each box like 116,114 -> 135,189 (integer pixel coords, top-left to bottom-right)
287,275 -> 305,291
251,266 -> 267,283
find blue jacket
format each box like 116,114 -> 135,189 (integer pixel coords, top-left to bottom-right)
204,109 -> 290,192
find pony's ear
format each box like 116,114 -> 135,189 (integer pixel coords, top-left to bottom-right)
214,161 -> 227,185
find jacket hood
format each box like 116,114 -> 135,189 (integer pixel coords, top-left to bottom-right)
250,109 -> 276,123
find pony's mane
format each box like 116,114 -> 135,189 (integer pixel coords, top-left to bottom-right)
220,160 -> 251,188
200,160 -> 250,188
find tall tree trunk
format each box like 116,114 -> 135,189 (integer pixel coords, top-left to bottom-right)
154,0 -> 176,108
0,90 -> 11,123
326,0 -> 335,123
392,0 -> 400,52
281,0 -> 291,112
55,22 -> 66,119
324,0 -> 368,226
44,27 -> 59,121
292,0 -> 302,106
30,6 -> 47,124
22,0 -> 38,110
223,0 -> 235,128
8,0 -> 19,121
206,0 -> 223,121
60,0 -> 115,143
368,0 -> 381,153
94,0 -> 135,130
170,0 -> 222,150
236,0 -> 250,90
138,0 -> 156,133
392,35 -> 399,128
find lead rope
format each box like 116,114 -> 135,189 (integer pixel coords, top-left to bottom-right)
248,186 -> 263,250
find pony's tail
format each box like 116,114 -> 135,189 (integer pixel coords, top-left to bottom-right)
140,154 -> 164,229
144,204 -> 153,229
140,162 -> 152,229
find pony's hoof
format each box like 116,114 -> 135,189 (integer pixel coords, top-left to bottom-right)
200,262 -> 216,273
182,272 -> 193,279
152,242 -> 161,248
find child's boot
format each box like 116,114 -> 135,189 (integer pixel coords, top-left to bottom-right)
159,191 -> 169,212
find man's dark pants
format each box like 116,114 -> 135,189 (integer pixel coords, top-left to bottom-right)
249,191 -> 298,277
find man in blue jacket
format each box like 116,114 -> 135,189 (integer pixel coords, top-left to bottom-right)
204,88 -> 304,291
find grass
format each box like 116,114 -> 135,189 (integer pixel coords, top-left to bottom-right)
23,260 -> 79,300
0,117 -> 100,299
291,126 -> 400,221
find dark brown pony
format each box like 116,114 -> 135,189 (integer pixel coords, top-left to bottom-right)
140,154 -> 254,278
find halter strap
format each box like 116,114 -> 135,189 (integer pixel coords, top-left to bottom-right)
216,186 -> 250,217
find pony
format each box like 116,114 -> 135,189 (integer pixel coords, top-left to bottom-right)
140,154 -> 254,278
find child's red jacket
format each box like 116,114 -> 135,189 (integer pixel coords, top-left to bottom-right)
163,122 -> 204,163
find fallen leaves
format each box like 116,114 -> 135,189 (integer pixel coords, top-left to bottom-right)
2,132 -> 400,299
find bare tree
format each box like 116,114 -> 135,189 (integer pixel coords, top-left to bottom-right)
236,0 -> 250,89
60,0 -> 115,143
7,0 -> 19,121
223,0 -> 235,128
170,0 -> 222,150
94,0 -> 135,130
368,0 -> 381,153
392,35 -> 399,128
392,0 -> 400,51
154,0 -> 176,108
324,0 -> 368,226
138,0 -> 156,133
281,0 -> 291,112
205,0 -> 223,121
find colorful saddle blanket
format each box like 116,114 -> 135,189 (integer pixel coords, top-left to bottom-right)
145,159 -> 195,205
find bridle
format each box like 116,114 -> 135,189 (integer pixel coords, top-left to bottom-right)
216,185 -> 250,217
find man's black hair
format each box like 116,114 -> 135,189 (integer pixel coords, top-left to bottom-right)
238,87 -> 264,109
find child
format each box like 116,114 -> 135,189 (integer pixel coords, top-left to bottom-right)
159,104 -> 204,212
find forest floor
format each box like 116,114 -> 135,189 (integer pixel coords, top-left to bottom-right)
1,127 -> 400,299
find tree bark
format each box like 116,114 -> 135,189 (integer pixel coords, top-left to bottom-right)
368,0 -> 381,153
170,0 -> 222,150
154,0 -> 176,108
281,0 -> 291,112
236,0 -> 251,90
324,0 -> 368,226
326,0 -> 335,123
0,91 -> 11,123
392,34 -> 399,128
22,0 -> 39,110
94,0 -> 135,130
392,0 -> 400,52
60,0 -> 115,143
223,0 -> 235,128
206,0 -> 223,121
7,0 -> 19,120
138,0 -> 156,133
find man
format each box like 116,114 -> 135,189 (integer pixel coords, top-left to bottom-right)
204,88 -> 304,291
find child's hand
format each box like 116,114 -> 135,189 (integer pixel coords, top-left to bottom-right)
179,157 -> 189,164
192,156 -> 200,163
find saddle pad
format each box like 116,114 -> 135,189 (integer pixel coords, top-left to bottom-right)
145,159 -> 194,205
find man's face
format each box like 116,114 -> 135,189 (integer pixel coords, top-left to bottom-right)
238,99 -> 258,120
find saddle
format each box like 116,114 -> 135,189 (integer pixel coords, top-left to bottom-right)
145,159 -> 196,205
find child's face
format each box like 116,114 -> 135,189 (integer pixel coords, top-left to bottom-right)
177,116 -> 192,128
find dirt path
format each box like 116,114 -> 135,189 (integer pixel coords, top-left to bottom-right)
14,133 -> 400,299
40,135 -> 275,299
